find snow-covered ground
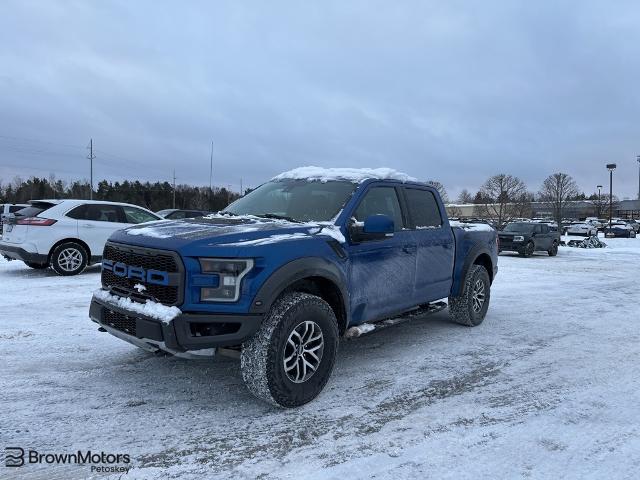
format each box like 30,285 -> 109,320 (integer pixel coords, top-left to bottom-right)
1,236 -> 639,479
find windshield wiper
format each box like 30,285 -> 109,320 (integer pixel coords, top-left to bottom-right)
257,213 -> 301,223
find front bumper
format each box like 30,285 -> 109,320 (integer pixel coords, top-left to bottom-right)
89,296 -> 263,355
0,243 -> 47,263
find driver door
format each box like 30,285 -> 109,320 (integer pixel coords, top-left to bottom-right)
346,186 -> 417,324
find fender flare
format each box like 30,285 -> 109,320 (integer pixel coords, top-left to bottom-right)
249,257 -> 350,320
452,243 -> 494,297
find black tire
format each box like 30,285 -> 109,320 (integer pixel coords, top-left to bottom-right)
519,241 -> 535,257
448,264 -> 491,327
241,292 -> 339,408
24,261 -> 49,269
50,242 -> 88,276
547,241 -> 559,256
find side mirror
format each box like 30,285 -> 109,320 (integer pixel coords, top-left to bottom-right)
350,214 -> 394,242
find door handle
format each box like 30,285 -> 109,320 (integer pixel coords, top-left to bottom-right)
83,224 -> 95,228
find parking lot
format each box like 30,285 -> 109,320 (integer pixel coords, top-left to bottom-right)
1,235 -> 639,479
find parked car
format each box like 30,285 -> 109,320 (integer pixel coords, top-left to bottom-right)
566,223 -> 598,236
90,167 -> 499,407
498,222 -> 561,257
0,200 -> 161,275
624,219 -> 640,233
603,222 -> 637,238
0,203 -> 29,227
156,209 -> 210,220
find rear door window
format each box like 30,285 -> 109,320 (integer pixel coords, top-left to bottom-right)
404,188 -> 442,228
85,204 -> 122,223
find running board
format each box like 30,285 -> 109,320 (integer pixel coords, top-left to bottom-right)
345,301 -> 448,339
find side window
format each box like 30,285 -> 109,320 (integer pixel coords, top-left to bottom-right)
535,225 -> 543,234
9,205 -> 24,213
354,187 -> 404,231
66,205 -> 88,220
541,224 -> 549,234
85,204 -> 121,223
122,206 -> 158,224
404,188 -> 442,228
167,211 -> 186,219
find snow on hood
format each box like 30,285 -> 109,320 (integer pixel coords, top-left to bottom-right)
123,213 -> 346,245
272,166 -> 417,183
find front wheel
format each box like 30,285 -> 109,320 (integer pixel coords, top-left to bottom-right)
548,242 -> 559,256
519,241 -> 535,257
448,265 -> 491,327
241,292 -> 339,408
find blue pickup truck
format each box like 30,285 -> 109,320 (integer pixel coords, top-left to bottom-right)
89,167 -> 498,407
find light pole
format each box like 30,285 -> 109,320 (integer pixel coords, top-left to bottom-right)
597,185 -> 602,217
637,155 -> 640,201
606,164 -> 616,235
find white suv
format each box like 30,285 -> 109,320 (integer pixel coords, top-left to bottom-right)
0,199 -> 161,275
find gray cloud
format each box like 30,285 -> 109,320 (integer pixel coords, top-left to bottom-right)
1,0 -> 639,198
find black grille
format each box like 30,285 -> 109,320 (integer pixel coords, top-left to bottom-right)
101,243 -> 182,306
103,245 -> 178,272
104,310 -> 137,336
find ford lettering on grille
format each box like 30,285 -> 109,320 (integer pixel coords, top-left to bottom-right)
102,260 -> 169,286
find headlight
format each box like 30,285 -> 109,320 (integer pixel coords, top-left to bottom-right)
513,235 -> 524,242
199,258 -> 254,302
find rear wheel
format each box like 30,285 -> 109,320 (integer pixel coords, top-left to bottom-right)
50,242 -> 88,276
24,261 -> 49,269
448,264 -> 491,327
241,292 -> 339,408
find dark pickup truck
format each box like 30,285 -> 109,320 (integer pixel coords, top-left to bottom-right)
498,222 -> 561,257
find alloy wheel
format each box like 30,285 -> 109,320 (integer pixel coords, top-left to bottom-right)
283,320 -> 324,383
57,248 -> 83,272
471,278 -> 486,313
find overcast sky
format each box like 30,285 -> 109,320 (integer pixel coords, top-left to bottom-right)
1,0 -> 640,199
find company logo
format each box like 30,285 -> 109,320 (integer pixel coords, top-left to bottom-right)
5,447 -> 24,467
102,260 -> 169,286
4,447 -> 131,474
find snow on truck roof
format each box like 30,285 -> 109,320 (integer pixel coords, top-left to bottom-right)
272,166 -> 417,184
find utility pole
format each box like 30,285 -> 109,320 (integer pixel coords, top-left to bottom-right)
87,138 -> 95,200
209,141 -> 213,209
240,178 -> 243,197
606,164 -> 616,234
597,185 -> 602,218
172,169 -> 177,209
637,155 -> 640,201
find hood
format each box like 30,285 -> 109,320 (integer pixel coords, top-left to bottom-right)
109,214 -> 346,250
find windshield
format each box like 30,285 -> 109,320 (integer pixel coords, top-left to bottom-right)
223,180 -> 357,222
504,222 -> 536,233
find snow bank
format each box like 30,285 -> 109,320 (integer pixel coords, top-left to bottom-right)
93,289 -> 181,324
272,166 -> 417,184
450,220 -> 495,232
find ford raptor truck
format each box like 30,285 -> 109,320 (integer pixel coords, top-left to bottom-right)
89,167 -> 498,407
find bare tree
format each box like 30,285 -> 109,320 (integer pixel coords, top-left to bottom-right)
476,174 -> 528,228
457,189 -> 474,204
538,173 -> 580,230
426,180 -> 449,203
